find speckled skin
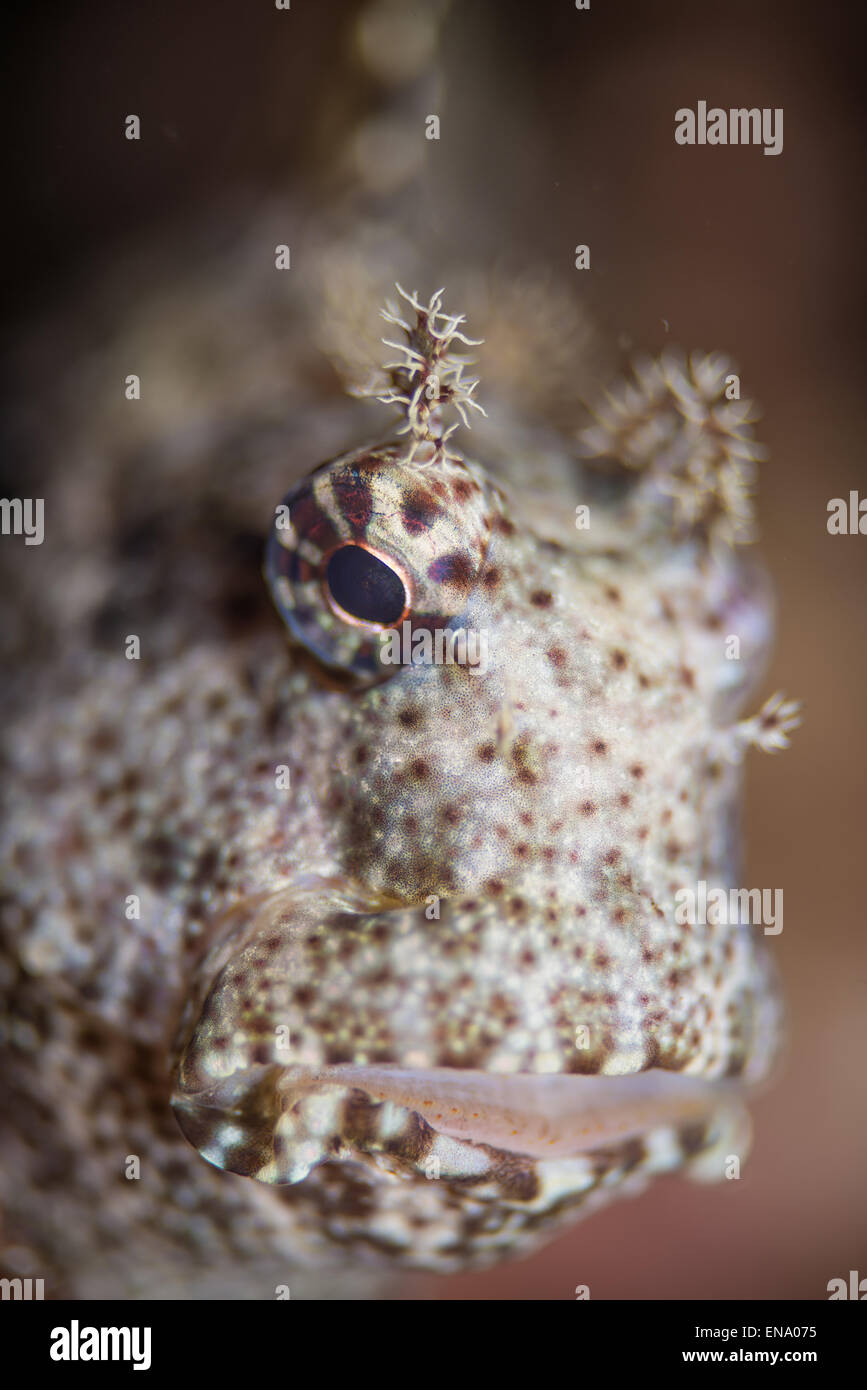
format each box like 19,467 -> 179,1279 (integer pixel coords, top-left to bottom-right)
0,269 -> 797,1294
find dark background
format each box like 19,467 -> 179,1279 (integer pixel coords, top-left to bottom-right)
3,0 -> 865,1299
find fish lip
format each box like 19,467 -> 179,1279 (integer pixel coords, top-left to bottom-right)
300,1062 -> 740,1152
172,1058 -> 742,1176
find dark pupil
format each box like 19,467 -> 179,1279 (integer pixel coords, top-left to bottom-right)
326,545 -> 406,625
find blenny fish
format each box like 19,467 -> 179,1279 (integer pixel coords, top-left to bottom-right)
0,272 -> 798,1297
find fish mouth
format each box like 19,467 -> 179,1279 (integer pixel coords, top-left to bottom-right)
303,1064 -> 738,1158
172,1047 -> 751,1271
170,881 -> 763,1198
172,1058 -> 745,1187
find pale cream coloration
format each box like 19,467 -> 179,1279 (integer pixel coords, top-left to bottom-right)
1,279 -> 797,1292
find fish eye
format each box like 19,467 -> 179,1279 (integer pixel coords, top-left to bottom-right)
325,544 -> 408,627
265,445 -> 492,682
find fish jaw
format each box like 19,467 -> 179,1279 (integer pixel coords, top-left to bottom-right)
170,882 -> 774,1267
173,1060 -> 749,1180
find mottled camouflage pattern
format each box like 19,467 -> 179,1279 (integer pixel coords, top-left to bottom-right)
0,2 -> 798,1300
1,270 -> 796,1295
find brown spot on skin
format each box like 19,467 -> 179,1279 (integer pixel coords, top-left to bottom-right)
288,491 -> 341,551
87,724 -> 119,754
482,567 -> 502,589
680,666 -> 696,689
602,848 -> 620,865
618,793 -> 631,808
611,650 -> 627,670
401,487 -> 441,535
494,514 -> 516,537
337,471 -> 373,530
591,739 -> 608,756
441,804 -> 462,826
531,590 -> 554,608
205,690 -> 230,714
630,763 -> 645,779
364,967 -> 391,988
355,449 -> 399,474
580,801 -> 597,816
428,551 -> 475,593
605,586 -> 622,603
409,759 -> 430,781
397,705 -> 424,730
484,878 -> 504,896
510,737 -> 539,786
477,742 -> 496,763
546,646 -> 567,669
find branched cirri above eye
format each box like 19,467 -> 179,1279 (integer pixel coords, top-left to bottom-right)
264,287 -> 494,682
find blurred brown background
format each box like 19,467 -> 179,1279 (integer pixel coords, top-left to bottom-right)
3,0 -> 865,1299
